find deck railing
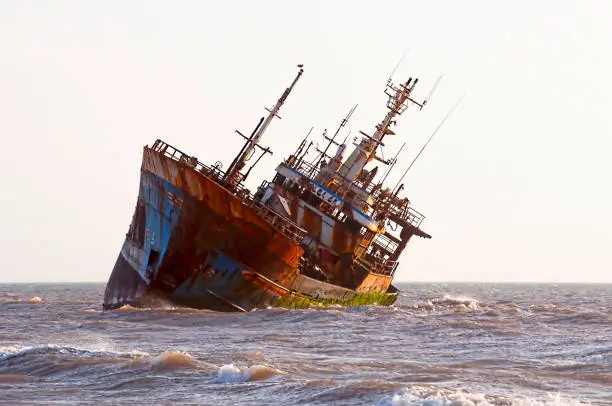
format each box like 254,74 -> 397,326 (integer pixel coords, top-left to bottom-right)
150,139 -> 307,245
285,155 -> 425,229
285,157 -> 321,179
354,257 -> 399,277
391,205 -> 425,228
151,139 -> 227,182
237,192 -> 308,245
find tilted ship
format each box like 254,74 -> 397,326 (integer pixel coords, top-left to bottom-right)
103,66 -> 433,311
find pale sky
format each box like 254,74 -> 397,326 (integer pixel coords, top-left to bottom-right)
1,1 -> 610,283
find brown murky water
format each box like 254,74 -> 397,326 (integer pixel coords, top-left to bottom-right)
1,283 -> 610,405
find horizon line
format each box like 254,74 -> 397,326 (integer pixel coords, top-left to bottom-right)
1,280 -> 611,285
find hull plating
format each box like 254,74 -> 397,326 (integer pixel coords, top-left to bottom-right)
104,150 -> 303,311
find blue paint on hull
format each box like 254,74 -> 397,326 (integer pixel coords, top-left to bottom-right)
104,170 -> 289,311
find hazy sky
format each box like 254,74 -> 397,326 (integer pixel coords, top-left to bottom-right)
1,1 -> 610,283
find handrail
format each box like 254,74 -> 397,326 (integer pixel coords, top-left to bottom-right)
151,139 -> 228,181
286,157 -> 321,180
238,192 -> 307,244
390,205 -> 425,227
354,257 -> 398,277
370,186 -> 425,228
286,153 -> 425,228
150,139 -> 307,245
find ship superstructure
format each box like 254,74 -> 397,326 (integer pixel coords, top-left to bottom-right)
256,75 -> 432,295
104,66 -> 432,311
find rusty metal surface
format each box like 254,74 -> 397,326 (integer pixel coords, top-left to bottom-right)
265,186 -> 366,286
103,249 -> 149,309
356,272 -> 393,294
142,147 -> 304,272
290,274 -> 356,301
104,66 -> 439,309
104,139 -> 421,311
154,250 -> 291,311
104,147 -> 308,310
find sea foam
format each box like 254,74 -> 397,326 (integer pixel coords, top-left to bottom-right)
216,363 -> 286,383
378,386 -> 590,406
432,295 -> 481,311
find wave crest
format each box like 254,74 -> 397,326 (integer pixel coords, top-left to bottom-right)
378,386 -> 589,406
0,344 -> 148,363
409,295 -> 484,313
216,363 -> 286,383
433,295 -> 481,310
151,351 -> 198,370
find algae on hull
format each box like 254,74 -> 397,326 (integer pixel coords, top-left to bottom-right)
277,291 -> 398,309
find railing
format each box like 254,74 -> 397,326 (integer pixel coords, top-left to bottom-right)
285,156 -> 321,179
151,139 -> 227,183
363,180 -> 379,194
389,204 -> 425,228
150,139 -> 307,245
286,156 -> 422,225
237,190 -> 307,245
370,186 -> 426,228
371,232 -> 399,255
354,257 -> 398,277
355,231 -> 400,277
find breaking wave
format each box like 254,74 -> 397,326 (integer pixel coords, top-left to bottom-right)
1,345 -> 282,382
150,351 -> 199,370
216,363 -> 286,383
2,282 -> 609,404
404,295 -> 604,322
0,296 -> 43,305
378,386 -> 590,406
409,295 -> 484,312
117,304 -> 142,312
0,344 -> 147,363
432,295 -> 481,310
112,304 -> 206,313
0,344 -> 150,377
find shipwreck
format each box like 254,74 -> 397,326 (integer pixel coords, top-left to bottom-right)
103,65 -> 434,311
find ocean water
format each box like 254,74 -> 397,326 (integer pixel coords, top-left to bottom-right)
1,283 -> 610,405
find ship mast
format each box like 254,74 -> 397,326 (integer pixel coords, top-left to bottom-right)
225,65 -> 304,186
338,77 -> 425,183
318,104 -> 358,164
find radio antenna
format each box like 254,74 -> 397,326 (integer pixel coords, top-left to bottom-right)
392,95 -> 464,194
379,142 -> 406,186
387,49 -> 410,84
315,104 -> 358,166
422,74 -> 443,107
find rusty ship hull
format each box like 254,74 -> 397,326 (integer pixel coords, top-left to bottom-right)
104,65 -> 436,312
104,144 -> 401,311
104,147 -> 307,311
